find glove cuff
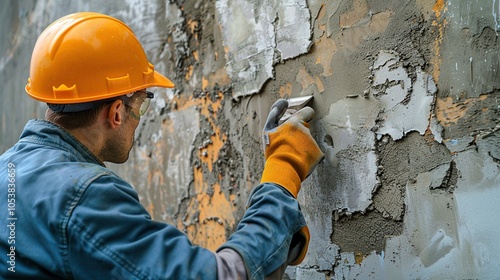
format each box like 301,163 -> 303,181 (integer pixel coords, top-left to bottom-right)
260,156 -> 301,198
288,226 -> 310,265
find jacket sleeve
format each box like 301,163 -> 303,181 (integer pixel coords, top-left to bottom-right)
218,183 -> 307,280
67,174 -> 218,280
67,175 -> 303,280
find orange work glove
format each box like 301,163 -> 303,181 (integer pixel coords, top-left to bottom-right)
260,99 -> 324,198
260,99 -> 323,265
287,225 -> 311,265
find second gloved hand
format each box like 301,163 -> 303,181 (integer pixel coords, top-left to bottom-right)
260,99 -> 324,198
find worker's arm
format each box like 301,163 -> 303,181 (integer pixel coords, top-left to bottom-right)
66,176 -> 290,280
218,99 -> 324,279
218,182 -> 307,279
67,175 -> 220,280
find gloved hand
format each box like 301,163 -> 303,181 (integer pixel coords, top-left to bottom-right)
260,99 -> 324,198
260,99 -> 323,266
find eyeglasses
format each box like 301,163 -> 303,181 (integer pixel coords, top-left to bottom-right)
47,91 -> 155,115
138,91 -> 154,116
121,91 -> 155,118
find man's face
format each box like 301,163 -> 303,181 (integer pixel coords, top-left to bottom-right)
103,92 -> 148,163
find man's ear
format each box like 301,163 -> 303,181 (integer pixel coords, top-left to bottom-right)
107,100 -> 124,129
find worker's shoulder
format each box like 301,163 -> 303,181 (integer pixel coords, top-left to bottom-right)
46,161 -> 139,205
72,165 -> 141,209
77,164 -> 136,194
57,161 -> 130,188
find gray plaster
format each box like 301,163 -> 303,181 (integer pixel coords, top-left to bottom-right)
439,0 -> 500,98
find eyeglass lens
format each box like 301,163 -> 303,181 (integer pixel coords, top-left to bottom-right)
139,91 -> 154,116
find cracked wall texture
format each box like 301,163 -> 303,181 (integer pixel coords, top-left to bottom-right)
1,0 -> 499,279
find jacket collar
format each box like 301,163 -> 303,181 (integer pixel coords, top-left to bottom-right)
20,119 -> 105,166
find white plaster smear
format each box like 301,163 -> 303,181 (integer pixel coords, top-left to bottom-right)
321,97 -> 378,212
128,106 -> 200,222
216,0 -> 311,98
164,106 -> 201,198
371,50 -> 436,141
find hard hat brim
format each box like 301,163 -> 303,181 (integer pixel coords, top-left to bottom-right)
25,68 -> 175,104
152,71 -> 175,89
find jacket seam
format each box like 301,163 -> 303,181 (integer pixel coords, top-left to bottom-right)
59,172 -> 111,279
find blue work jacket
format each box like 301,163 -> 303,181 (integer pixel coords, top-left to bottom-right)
0,120 -> 306,279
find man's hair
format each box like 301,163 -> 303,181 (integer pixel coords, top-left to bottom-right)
45,93 -> 142,130
45,102 -> 112,130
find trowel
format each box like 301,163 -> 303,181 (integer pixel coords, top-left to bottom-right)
278,95 -> 314,125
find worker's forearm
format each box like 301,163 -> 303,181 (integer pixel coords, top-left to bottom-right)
218,183 -> 306,280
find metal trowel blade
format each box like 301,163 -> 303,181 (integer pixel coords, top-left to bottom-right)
279,95 -> 314,124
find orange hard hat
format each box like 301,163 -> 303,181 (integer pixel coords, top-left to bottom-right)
25,12 -> 174,104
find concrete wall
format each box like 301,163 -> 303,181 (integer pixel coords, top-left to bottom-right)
1,0 -> 499,278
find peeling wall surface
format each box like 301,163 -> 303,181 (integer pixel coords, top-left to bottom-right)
1,0 -> 499,279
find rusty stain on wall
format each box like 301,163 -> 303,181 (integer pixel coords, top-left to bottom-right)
435,95 -> 488,127
1,0 -> 499,279
430,0 -> 446,83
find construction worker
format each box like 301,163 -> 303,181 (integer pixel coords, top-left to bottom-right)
0,12 -> 323,279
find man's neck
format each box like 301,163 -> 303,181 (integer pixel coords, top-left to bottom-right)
67,126 -> 106,163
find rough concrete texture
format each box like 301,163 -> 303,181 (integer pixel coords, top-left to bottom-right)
1,0 -> 499,278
